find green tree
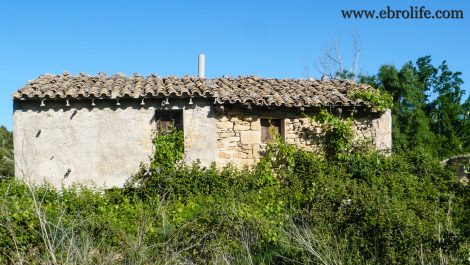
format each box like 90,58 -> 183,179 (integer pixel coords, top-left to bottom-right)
462,96 -> 470,151
0,126 -> 14,178
366,56 -> 467,158
373,58 -> 436,155
428,61 -> 466,157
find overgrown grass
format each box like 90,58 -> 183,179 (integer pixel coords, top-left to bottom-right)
1,138 -> 470,264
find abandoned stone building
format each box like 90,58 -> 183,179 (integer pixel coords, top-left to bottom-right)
12,70 -> 391,188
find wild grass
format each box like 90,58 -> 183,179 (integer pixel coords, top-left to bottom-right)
1,141 -> 469,264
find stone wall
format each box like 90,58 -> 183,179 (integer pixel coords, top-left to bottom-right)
283,117 -> 321,151
216,115 -> 262,167
215,109 -> 392,166
283,110 -> 392,151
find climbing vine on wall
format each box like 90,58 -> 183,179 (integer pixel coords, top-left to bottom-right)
151,129 -> 184,172
310,109 -> 354,159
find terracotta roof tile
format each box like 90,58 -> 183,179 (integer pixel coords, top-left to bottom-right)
12,73 -> 376,108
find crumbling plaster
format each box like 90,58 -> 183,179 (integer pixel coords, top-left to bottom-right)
13,98 -> 216,188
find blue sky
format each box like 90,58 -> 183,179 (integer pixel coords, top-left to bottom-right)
1,0 -> 469,130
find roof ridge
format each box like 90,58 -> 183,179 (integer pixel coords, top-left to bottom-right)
22,72 -> 363,81
13,73 -> 376,109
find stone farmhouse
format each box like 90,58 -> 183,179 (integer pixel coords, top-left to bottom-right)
12,61 -> 391,188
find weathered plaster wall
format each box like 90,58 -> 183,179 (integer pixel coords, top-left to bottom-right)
13,98 -> 216,188
215,109 -> 392,166
14,98 -> 391,187
182,101 -> 217,165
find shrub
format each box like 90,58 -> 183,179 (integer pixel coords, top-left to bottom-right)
310,109 -> 354,159
1,131 -> 468,264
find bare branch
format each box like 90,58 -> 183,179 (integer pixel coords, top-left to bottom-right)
351,30 -> 361,80
315,39 -> 343,79
312,33 -> 362,81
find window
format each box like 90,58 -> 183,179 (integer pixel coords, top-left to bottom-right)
155,110 -> 183,133
261,118 -> 283,143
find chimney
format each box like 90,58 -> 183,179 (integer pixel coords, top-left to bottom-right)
198,54 -> 205,78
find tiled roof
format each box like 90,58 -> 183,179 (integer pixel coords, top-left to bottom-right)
12,72 -> 375,108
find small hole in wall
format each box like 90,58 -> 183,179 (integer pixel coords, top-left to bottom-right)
64,168 -> 71,179
36,130 -> 41,137
70,110 -> 78,120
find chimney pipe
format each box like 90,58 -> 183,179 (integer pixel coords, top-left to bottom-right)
198,54 -> 205,78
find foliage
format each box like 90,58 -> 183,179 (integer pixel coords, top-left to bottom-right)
3,133 -> 470,264
0,126 -> 13,178
125,129 -> 184,195
362,56 -> 469,158
311,109 -> 354,159
463,97 -> 470,151
151,129 -> 184,171
348,88 -> 393,112
0,55 -> 469,263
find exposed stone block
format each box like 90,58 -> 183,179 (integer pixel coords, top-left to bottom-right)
219,132 -> 236,138
251,120 -> 261,131
217,122 -> 233,129
234,124 -> 251,131
222,136 -> 239,142
218,151 -> 232,159
252,144 -> 261,159
221,136 -> 240,147
233,152 -> 248,159
227,146 -> 240,151
241,144 -> 252,150
242,150 -> 252,156
219,116 -> 229,122
240,131 -> 261,144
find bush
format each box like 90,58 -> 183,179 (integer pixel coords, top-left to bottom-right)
1,133 -> 469,264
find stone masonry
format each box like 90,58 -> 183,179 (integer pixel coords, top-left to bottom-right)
216,115 -> 262,167
215,110 -> 392,167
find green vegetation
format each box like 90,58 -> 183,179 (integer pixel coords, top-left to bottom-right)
0,126 -> 13,178
361,56 -> 469,158
0,129 -> 469,264
348,88 -> 393,112
311,109 -> 354,159
0,55 -> 469,264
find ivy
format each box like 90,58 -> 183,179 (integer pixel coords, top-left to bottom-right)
151,129 -> 184,172
310,109 -> 354,159
348,88 -> 393,112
